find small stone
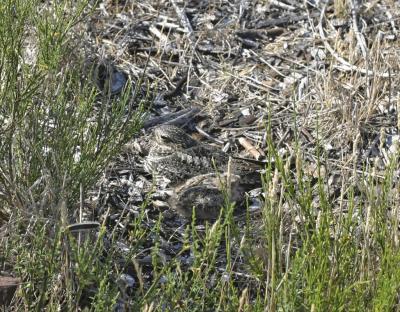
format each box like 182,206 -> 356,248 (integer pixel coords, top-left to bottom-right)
0,276 -> 20,306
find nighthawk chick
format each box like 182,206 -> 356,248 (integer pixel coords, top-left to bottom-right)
168,172 -> 259,220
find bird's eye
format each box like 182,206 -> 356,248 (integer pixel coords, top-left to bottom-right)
161,135 -> 176,143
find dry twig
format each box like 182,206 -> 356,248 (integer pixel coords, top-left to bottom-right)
318,2 -> 394,78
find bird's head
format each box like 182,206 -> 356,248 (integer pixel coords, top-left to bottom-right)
153,125 -> 198,149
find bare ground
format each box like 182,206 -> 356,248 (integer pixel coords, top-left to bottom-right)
77,0 -> 400,305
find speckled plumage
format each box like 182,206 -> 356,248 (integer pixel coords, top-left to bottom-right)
145,125 -> 228,183
143,125 -> 261,219
168,172 -> 259,220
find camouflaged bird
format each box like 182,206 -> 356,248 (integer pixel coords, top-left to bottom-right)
144,125 -> 259,184
167,171 -> 260,220
143,125 -> 261,220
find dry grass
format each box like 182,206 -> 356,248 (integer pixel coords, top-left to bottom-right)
2,0 -> 400,310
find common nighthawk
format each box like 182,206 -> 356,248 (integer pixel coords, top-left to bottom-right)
145,125 -> 259,183
143,125 -> 261,220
